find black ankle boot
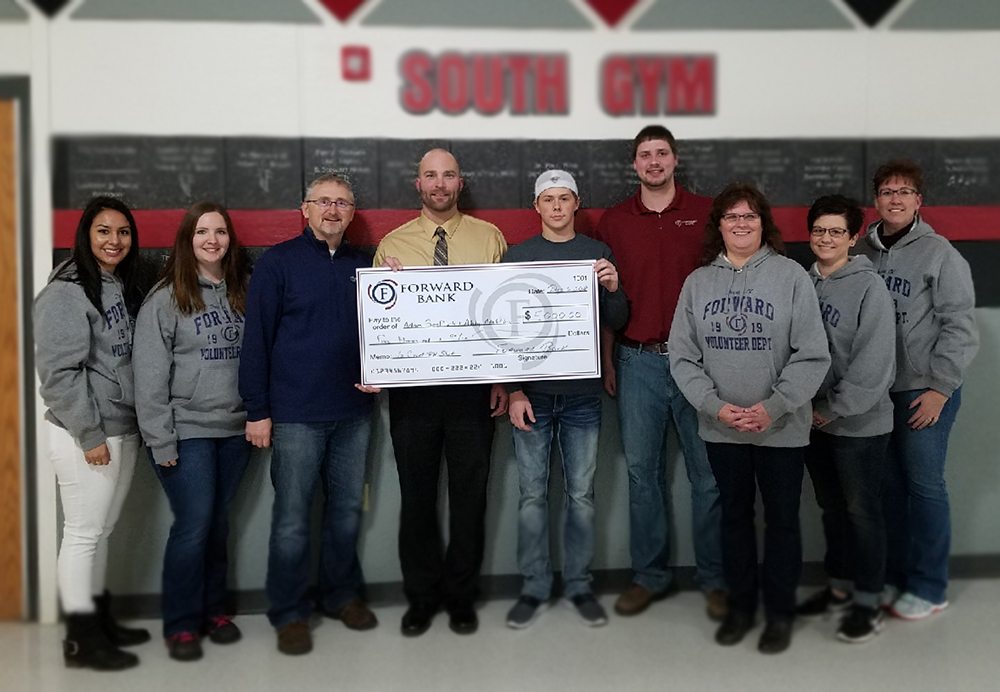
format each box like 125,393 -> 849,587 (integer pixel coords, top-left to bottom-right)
94,591 -> 151,647
64,613 -> 139,671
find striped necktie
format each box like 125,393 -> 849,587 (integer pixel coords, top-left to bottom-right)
433,226 -> 448,266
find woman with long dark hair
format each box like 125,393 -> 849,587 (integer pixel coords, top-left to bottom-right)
134,201 -> 251,661
669,183 -> 830,654
34,195 -> 154,670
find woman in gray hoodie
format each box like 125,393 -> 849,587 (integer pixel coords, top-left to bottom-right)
796,195 -> 896,644
669,183 -> 829,654
858,160 -> 978,621
134,202 -> 251,661
34,196 -> 154,670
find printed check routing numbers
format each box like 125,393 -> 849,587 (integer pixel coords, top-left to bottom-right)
356,261 -> 602,387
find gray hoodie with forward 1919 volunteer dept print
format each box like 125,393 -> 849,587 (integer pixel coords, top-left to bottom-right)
133,277 -> 246,464
858,215 -> 978,396
809,255 -> 895,438
33,262 -> 137,451
669,246 -> 830,448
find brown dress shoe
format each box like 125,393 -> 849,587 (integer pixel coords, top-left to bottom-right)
614,584 -> 663,616
705,589 -> 729,622
276,621 -> 312,655
333,599 -> 378,631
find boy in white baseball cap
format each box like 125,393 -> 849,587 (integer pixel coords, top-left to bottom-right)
501,169 -> 628,629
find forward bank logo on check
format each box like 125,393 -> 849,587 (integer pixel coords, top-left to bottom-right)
368,278 -> 399,310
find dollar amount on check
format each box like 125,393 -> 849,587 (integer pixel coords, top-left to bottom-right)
356,261 -> 601,387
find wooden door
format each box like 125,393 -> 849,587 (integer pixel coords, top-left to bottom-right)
0,98 -> 24,619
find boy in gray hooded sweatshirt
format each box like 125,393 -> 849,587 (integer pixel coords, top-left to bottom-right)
670,184 -> 829,655
795,195 -> 896,644
858,160 -> 978,621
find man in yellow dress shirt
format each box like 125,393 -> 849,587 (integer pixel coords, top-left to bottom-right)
373,148 -> 508,637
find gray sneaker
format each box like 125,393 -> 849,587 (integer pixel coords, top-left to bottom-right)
568,594 -> 608,627
506,596 -> 546,629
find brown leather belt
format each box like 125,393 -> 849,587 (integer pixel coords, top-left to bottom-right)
617,336 -> 669,355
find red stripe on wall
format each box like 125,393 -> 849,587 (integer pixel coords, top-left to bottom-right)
53,206 -> 1000,249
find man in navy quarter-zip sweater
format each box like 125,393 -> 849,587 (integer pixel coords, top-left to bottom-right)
239,173 -> 377,656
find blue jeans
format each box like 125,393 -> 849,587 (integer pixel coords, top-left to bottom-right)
151,435 -> 251,637
805,430 -> 889,608
512,392 -> 601,600
707,442 -> 804,621
616,345 -> 724,592
884,388 -> 961,604
266,415 -> 372,628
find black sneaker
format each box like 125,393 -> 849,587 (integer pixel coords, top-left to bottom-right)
204,615 -> 242,644
837,605 -> 885,643
506,596 -> 546,629
166,631 -> 203,662
796,587 -> 851,617
567,593 -> 608,627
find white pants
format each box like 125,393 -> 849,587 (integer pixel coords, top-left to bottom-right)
48,423 -> 139,614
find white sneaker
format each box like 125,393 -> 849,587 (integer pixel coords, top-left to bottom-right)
878,585 -> 900,611
890,592 -> 948,620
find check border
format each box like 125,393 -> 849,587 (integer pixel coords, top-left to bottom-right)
356,261 -> 601,387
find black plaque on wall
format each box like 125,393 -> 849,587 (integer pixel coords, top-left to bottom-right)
587,140 -> 634,209
933,140 -> 1000,205
453,139 -> 523,210
794,140 -> 866,205
56,137 -> 146,208
146,138 -> 225,208
303,138 -> 379,208
722,140 -> 799,204
377,139 -> 450,209
224,138 -> 303,209
676,139 -> 727,199
523,141 -> 589,206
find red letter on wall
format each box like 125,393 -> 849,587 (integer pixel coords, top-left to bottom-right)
473,55 -> 505,115
667,57 -> 715,114
438,53 -> 469,115
535,55 -> 568,114
400,51 -> 434,114
601,56 -> 634,116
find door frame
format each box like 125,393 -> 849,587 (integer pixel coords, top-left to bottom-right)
0,76 -> 36,620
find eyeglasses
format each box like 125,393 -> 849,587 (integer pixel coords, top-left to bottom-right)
810,226 -> 849,239
877,187 -> 919,199
720,212 -> 761,224
305,198 -> 355,210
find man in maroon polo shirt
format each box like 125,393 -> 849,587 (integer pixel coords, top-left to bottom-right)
595,125 -> 726,621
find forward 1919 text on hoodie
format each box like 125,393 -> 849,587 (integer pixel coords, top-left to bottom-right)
33,262 -> 137,451
134,278 -> 246,464
669,246 -> 830,447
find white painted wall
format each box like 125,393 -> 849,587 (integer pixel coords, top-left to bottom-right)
3,12 -> 999,619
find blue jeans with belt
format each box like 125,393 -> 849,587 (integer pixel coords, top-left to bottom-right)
615,344 -> 724,593
512,392 -> 602,600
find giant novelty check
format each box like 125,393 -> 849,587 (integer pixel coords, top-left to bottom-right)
356,261 -> 601,387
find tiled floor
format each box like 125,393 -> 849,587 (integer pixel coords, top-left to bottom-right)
4,580 -> 1000,692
